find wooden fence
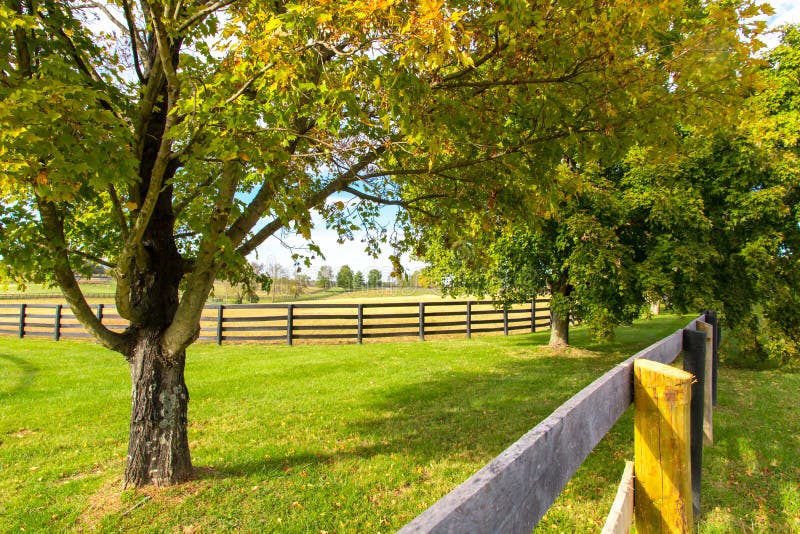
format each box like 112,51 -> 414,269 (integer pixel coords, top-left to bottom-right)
0,299 -> 551,344
399,311 -> 720,533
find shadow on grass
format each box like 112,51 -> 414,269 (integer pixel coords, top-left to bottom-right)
698,370 -> 800,532
346,355 -> 613,465
0,353 -> 38,400
219,315 -> 700,519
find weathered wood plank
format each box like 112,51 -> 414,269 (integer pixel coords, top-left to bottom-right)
398,328 -> 686,534
601,461 -> 634,534
634,359 -> 693,533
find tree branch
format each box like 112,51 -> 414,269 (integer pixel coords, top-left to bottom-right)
342,186 -> 444,215
235,145 -> 387,257
67,248 -> 116,269
37,199 -> 129,354
177,0 -> 236,32
121,0 -> 148,82
147,0 -> 180,95
37,11 -> 105,85
434,32 -> 507,86
10,0 -> 32,77
107,184 -> 130,241
434,54 -> 604,91
173,174 -> 215,217
162,160 -> 240,357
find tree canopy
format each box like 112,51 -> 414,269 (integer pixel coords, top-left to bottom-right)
0,0 -> 769,485
420,24 -> 799,358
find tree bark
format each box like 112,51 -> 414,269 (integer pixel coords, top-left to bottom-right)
549,308 -> 570,347
548,280 -> 571,347
125,328 -> 192,487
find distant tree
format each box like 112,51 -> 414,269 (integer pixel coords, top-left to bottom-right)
367,269 -> 383,289
421,158 -> 712,346
336,265 -> 354,290
287,273 -> 308,299
316,266 -> 333,289
353,271 -> 365,289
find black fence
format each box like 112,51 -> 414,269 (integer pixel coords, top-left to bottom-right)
0,299 -> 551,344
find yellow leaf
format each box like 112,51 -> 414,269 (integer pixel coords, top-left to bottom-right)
124,202 -> 138,210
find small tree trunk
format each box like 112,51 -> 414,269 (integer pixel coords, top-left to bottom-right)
125,328 -> 192,487
549,309 -> 570,347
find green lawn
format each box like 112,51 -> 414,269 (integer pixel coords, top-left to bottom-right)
0,316 -> 797,533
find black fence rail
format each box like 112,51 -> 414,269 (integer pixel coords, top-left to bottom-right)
0,299 -> 551,344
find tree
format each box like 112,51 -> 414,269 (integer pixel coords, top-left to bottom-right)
316,266 -> 334,289
367,269 -> 383,289
353,271 -> 365,289
420,158 -> 710,346
0,0 -> 764,486
336,265 -> 354,290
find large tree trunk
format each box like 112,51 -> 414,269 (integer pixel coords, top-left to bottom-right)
549,309 -> 570,347
125,329 -> 191,487
548,280 -> 571,347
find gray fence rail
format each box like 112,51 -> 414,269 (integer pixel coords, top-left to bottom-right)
0,299 -> 551,344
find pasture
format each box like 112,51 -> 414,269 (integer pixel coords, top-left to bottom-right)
0,315 -> 797,532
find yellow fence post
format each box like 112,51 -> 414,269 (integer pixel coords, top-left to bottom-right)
634,359 -> 694,533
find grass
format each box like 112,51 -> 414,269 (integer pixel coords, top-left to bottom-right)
1,315 -> 798,533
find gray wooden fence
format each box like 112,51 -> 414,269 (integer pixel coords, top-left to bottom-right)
398,311 -> 720,533
0,299 -> 551,344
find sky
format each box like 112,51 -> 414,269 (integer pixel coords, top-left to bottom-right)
252,2 -> 800,280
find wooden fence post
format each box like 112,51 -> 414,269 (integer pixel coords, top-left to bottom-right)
531,300 -> 536,333
465,301 -> 472,339
503,306 -> 509,336
54,304 -> 62,341
634,359 -> 693,533
18,303 -> 25,338
95,303 -> 104,323
357,304 -> 364,344
703,310 -> 720,406
696,321 -> 715,446
287,304 -> 294,345
419,303 -> 425,341
216,305 -> 224,345
683,328 -> 707,518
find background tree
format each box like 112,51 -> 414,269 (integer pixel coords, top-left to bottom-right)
336,265 -> 354,290
353,271 -> 365,290
0,0 -> 764,486
420,159 -> 711,346
367,269 -> 383,289
316,266 -> 334,289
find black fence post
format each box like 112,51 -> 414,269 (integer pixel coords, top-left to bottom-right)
418,303 -> 425,341
357,304 -> 364,344
54,304 -> 62,341
216,305 -> 224,345
287,304 -> 294,346
95,303 -> 104,323
18,304 -> 25,338
531,300 -> 536,333
466,301 -> 472,339
703,310 -> 720,406
503,307 -> 509,336
683,327 -> 707,519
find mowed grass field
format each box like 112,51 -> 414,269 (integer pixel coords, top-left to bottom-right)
0,315 -> 798,533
